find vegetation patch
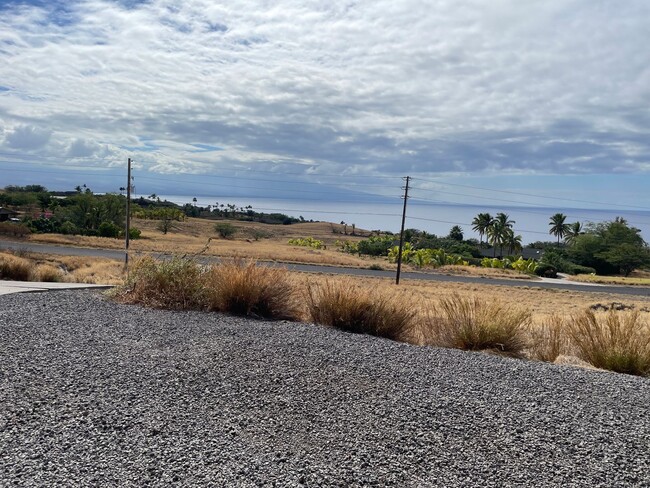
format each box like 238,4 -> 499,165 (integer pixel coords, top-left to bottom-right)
0,254 -> 34,281
288,237 -> 325,249
305,279 -> 416,341
567,310 -> 650,376
120,256 -> 205,310
202,260 -> 300,320
424,294 -> 531,356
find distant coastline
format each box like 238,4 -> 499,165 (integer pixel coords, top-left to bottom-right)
155,195 -> 650,245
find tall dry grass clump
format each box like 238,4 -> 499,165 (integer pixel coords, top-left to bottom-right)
202,260 -> 300,320
34,264 -> 64,283
527,315 -> 570,362
119,256 -> 205,309
567,310 -> 650,376
424,294 -> 531,356
0,254 -> 34,281
305,280 -> 416,341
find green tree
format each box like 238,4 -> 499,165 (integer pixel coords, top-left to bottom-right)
565,221 -> 582,245
447,225 -> 463,241
596,243 -> 650,277
569,219 -> 649,275
487,213 -> 514,257
549,213 -> 570,246
471,213 -> 492,246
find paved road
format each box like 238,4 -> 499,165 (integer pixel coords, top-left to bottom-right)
1,239 -> 649,297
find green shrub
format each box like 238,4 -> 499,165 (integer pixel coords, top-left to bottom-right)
215,222 -> 236,239
568,264 -> 596,275
534,263 -> 557,278
98,221 -> 120,238
356,236 -> 395,256
128,227 -> 142,239
306,280 -> 415,341
60,221 -> 79,235
288,237 -> 324,249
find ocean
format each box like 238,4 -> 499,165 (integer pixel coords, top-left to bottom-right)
155,195 -> 650,245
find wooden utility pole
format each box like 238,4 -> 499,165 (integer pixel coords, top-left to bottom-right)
124,157 -> 132,271
395,176 -> 410,285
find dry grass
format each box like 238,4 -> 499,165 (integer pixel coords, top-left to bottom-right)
0,251 -> 125,284
527,315 -> 571,362
568,273 -> 650,286
118,256 -> 205,310
437,265 -> 536,280
34,264 -> 64,282
0,254 -> 34,281
23,218 -> 385,268
305,279 -> 416,341
567,310 -> 650,376
423,293 -> 531,356
202,260 -> 300,320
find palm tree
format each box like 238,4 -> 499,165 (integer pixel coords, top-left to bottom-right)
549,213 -> 570,246
488,213 -> 515,257
565,221 -> 582,245
472,213 -> 493,246
504,228 -> 523,255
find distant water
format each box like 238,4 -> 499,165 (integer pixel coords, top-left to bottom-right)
156,195 -> 650,245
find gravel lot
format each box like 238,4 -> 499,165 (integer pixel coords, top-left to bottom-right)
1,290 -> 649,487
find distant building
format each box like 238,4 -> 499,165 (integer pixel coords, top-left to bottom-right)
479,247 -> 543,260
0,207 -> 18,222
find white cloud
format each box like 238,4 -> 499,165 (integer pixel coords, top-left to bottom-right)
0,0 -> 648,193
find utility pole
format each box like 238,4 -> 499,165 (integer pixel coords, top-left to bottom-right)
395,176 -> 410,285
125,157 -> 132,271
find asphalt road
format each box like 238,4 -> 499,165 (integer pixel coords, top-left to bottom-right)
1,239 -> 649,297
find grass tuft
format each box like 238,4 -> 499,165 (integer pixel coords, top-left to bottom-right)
34,264 -> 64,282
425,293 -> 531,356
567,310 -> 650,376
118,256 -> 205,309
527,315 -> 569,362
306,279 -> 416,341
0,254 -> 34,281
202,260 -> 300,320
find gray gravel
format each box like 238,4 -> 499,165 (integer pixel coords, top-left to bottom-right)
1,291 -> 649,487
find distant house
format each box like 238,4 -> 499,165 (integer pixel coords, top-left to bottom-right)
479,247 -> 543,260
0,207 -> 18,222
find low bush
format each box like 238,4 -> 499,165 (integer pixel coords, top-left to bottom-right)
305,280 -> 415,341
202,260 -> 300,320
98,221 -> 120,238
425,294 -> 530,356
215,223 -> 236,239
567,310 -> 650,376
119,256 -> 205,309
288,237 -> 324,249
356,235 -> 394,256
0,254 -> 34,281
128,227 -> 142,239
534,263 -> 557,278
60,221 -> 79,235
0,221 -> 31,237
568,264 -> 596,275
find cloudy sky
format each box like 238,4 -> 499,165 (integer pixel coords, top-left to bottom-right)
1,0 -> 649,217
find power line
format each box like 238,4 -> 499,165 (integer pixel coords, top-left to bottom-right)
412,176 -> 650,211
